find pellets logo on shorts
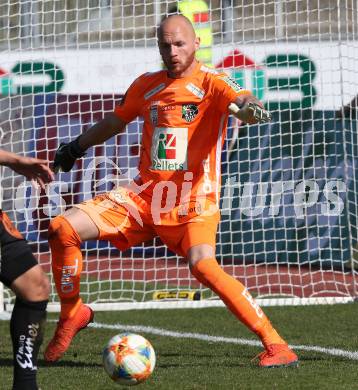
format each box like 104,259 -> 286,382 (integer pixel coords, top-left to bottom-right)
151,127 -> 188,170
182,104 -> 198,122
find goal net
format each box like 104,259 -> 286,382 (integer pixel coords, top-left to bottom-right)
0,0 -> 357,312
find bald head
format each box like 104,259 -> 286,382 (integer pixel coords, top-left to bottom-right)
157,15 -> 196,40
157,15 -> 200,78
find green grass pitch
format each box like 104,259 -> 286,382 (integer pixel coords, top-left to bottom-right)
1,304 -> 358,389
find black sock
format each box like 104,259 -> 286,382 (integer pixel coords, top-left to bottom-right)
10,298 -> 48,390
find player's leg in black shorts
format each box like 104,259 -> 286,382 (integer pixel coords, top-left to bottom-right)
0,211 -> 48,390
0,211 -> 38,287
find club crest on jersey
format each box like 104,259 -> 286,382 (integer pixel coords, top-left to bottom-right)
182,104 -> 198,122
151,127 -> 188,171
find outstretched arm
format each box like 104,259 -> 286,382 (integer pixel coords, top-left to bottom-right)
54,113 -> 127,173
0,149 -> 54,189
77,113 -> 127,150
228,94 -> 272,124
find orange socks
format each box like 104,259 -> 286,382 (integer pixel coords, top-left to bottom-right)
190,258 -> 286,348
48,216 -> 83,319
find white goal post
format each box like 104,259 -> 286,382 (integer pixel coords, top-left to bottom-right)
0,1 -> 358,313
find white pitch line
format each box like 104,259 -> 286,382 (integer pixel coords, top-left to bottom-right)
90,322 -> 358,361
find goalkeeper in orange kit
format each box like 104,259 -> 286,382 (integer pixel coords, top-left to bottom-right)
44,14 -> 298,368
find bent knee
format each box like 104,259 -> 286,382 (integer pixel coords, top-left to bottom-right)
187,244 -> 215,270
48,215 -> 65,242
188,257 -> 202,271
12,265 -> 50,301
48,215 -> 81,246
34,271 -> 51,300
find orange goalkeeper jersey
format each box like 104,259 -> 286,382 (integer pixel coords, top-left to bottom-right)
114,61 -> 251,205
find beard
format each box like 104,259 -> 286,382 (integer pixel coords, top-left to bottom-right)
164,53 -> 196,77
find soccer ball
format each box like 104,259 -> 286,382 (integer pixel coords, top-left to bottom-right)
102,333 -> 156,386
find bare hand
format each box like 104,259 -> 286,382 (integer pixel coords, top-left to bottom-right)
7,156 -> 54,190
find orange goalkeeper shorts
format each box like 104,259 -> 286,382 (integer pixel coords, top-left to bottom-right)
74,187 -> 220,258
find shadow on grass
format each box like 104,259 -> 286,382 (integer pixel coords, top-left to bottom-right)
157,352 -> 246,369
158,361 -> 246,369
297,353 -> 357,364
41,359 -> 103,368
0,358 -> 103,368
159,350 -> 253,359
